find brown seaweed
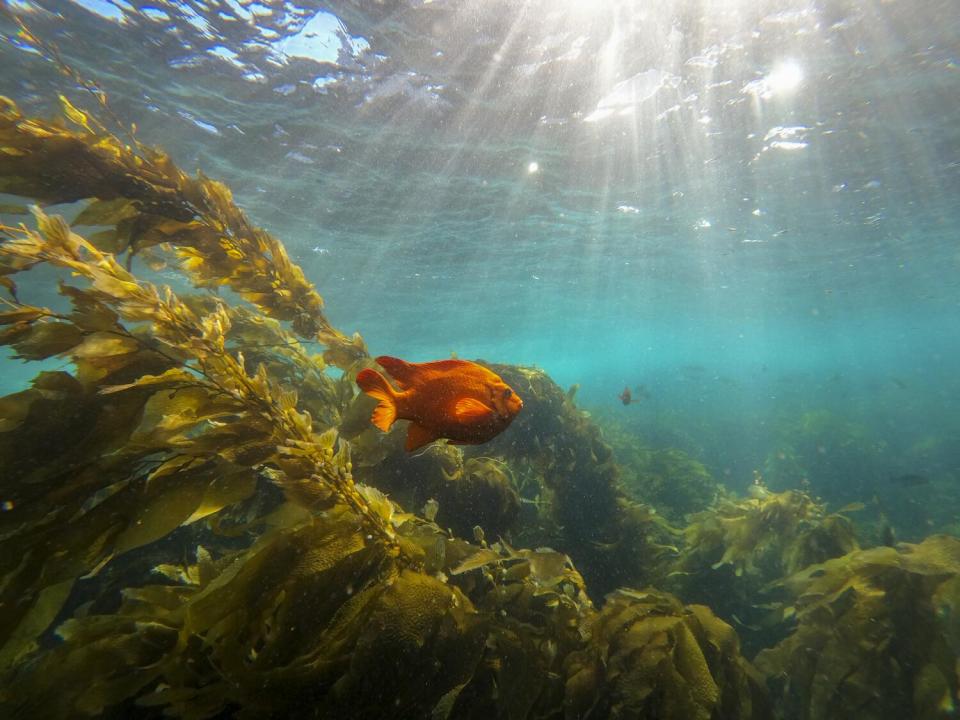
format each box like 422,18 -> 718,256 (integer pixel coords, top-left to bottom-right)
563,588 -> 771,719
668,489 -> 859,652
0,92 -> 365,367
755,535 -> 960,720
0,208 -> 396,676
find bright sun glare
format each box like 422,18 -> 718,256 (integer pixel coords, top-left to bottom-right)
766,60 -> 804,95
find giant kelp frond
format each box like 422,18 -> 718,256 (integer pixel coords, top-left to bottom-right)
0,94 -> 366,367
0,489 -> 773,720
667,490 -> 859,654
0,209 -> 389,537
756,535 -> 960,720
0,210 -> 395,670
679,490 -> 858,581
563,589 -> 771,720
0,500 -> 484,719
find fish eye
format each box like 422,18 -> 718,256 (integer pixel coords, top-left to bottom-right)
503,388 -> 512,398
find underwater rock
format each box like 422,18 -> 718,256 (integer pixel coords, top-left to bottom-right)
351,434 -> 521,540
482,363 -> 681,599
617,444 -> 722,524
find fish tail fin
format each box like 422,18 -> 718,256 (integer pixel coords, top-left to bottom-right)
356,368 -> 399,432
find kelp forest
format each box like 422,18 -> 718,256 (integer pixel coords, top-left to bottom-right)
1,26 -> 960,720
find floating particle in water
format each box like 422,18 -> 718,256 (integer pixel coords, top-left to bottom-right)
770,140 -> 808,151
176,110 -> 221,135
527,161 -> 540,174
285,151 -> 314,164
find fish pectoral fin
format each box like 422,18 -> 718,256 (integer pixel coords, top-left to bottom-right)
453,397 -> 496,423
405,423 -> 439,452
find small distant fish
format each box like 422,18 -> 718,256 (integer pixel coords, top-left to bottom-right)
872,491 -> 912,550
422,498 -> 440,522
747,469 -> 770,499
834,502 -> 866,514
730,613 -> 761,631
890,473 -> 929,487
619,386 -> 632,405
428,536 -> 446,568
356,356 -> 523,452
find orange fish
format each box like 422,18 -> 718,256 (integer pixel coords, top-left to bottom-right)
356,356 -> 523,452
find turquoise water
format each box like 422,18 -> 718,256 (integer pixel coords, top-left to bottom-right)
2,0 -> 958,496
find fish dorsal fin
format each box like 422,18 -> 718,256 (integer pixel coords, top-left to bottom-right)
375,356 -> 421,390
454,397 -> 495,423
405,422 -> 439,452
419,358 -> 475,372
